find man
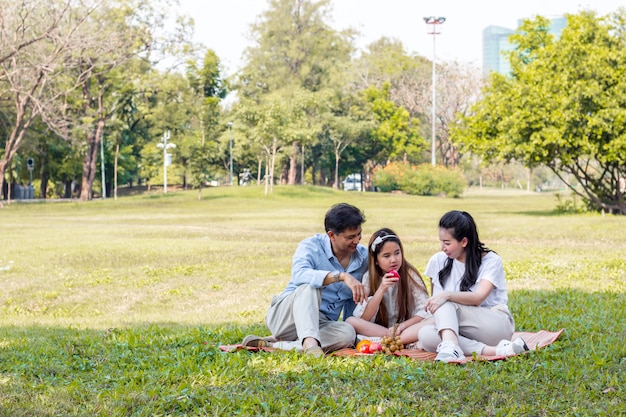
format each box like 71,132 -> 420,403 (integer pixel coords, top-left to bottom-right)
242,203 -> 369,356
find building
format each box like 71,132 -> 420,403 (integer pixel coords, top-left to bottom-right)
482,25 -> 515,76
482,16 -> 567,76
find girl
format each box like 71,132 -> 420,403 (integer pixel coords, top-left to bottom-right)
347,228 -> 431,345
418,210 -> 528,362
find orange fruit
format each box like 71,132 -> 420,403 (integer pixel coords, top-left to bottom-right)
356,339 -> 372,351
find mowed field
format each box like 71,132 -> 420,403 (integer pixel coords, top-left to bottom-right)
1,186 -> 623,328
0,185 -> 624,415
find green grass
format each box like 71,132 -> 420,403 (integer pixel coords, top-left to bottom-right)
0,186 -> 624,416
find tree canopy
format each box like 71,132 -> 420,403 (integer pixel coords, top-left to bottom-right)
9,0 -> 624,207
453,10 -> 626,214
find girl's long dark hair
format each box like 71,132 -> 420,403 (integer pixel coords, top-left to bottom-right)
367,228 -> 427,326
438,211 -> 492,292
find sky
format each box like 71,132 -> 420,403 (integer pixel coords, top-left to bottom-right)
177,0 -> 625,76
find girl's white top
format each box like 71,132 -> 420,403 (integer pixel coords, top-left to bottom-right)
352,269 -> 430,325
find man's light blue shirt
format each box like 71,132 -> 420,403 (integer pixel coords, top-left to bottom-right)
279,233 -> 368,321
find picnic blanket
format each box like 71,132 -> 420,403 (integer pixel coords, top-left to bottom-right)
219,328 -> 564,362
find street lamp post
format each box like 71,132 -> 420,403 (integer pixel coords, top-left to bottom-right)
157,130 -> 175,193
228,122 -> 233,186
423,16 -> 445,167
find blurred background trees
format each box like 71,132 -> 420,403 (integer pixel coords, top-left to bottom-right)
1,0 -> 624,213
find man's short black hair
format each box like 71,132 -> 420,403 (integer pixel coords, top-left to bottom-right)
324,203 -> 365,234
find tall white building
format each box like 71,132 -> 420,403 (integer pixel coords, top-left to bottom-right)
482,17 -> 567,76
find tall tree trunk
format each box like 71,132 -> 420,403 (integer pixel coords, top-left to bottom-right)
80,129 -> 98,201
64,181 -> 72,198
197,130 -> 205,201
300,143 -> 305,185
333,151 -> 340,189
264,150 -> 270,196
40,169 -> 49,199
0,159 -> 9,201
333,146 -> 341,190
269,139 -> 277,194
310,157 -> 317,185
287,141 -> 298,185
80,88 -> 106,201
7,184 -> 11,203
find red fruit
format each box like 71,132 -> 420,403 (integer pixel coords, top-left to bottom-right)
369,342 -> 382,352
389,269 -> 400,279
358,344 -> 371,354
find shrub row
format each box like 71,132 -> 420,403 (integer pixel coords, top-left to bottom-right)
372,162 -> 465,197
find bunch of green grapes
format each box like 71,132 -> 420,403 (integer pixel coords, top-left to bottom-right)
380,324 -> 404,354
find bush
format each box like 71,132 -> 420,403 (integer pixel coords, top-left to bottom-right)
554,192 -> 589,214
373,162 -> 465,197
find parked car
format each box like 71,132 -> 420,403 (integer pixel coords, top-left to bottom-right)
343,173 -> 362,191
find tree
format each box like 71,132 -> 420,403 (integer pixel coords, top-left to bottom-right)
0,0 -> 95,198
108,66 -> 152,200
140,71 -> 197,191
186,50 -> 227,199
63,1 -> 175,201
235,0 -> 355,187
363,82 -> 424,164
347,37 -> 484,169
349,38 -> 430,160
239,91 -> 308,195
454,11 -> 626,214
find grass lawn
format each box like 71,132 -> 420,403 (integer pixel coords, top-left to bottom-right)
0,185 -> 624,416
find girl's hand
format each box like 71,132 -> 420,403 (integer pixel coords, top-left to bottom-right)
380,272 -> 400,291
391,323 -> 405,335
385,326 -> 395,337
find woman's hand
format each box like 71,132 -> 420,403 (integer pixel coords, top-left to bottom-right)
424,292 -> 450,314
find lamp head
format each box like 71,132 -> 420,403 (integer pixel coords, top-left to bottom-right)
423,16 -> 446,24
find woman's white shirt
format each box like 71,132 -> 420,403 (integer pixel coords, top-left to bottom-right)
425,251 -> 507,307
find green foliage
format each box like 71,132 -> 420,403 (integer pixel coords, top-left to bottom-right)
238,0 -> 352,98
453,10 -> 626,214
554,192 -> 589,214
373,162 -> 465,197
233,0 -> 370,188
363,82 -> 425,164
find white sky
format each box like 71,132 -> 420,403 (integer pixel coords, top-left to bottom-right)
177,0 -> 624,76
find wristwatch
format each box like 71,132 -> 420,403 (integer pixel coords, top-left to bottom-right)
332,271 -> 341,283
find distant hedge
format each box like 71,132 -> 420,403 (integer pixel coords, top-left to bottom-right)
372,162 -> 465,197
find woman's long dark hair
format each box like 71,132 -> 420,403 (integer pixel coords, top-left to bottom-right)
438,211 -> 491,292
367,228 -> 427,326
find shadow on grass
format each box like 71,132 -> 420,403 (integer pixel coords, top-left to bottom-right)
0,289 -> 623,416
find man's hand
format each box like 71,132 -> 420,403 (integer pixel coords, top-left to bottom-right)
343,274 -> 368,304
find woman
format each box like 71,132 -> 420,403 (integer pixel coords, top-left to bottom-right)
418,211 -> 528,362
